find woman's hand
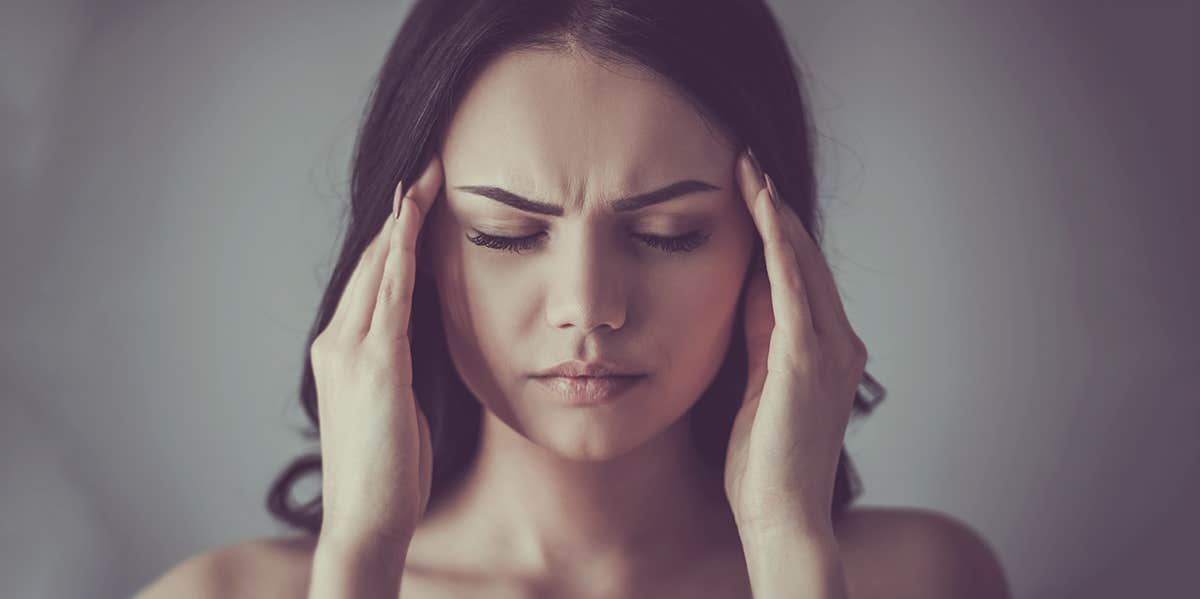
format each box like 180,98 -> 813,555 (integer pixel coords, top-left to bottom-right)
724,148 -> 869,541
309,154 -> 444,548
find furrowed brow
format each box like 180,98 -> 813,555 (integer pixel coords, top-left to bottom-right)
453,179 -> 720,216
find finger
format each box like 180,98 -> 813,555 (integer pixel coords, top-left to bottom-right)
747,179 -> 818,352
369,154 -> 443,340
404,153 -> 444,224
369,191 -> 420,344
735,148 -> 769,216
340,182 -> 403,342
327,214 -> 392,336
738,149 -> 816,344
764,173 -> 856,342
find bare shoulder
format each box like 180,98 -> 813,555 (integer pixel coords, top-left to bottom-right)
833,506 -> 1011,599
132,535 -> 317,599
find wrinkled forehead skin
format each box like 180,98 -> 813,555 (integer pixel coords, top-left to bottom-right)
441,47 -> 738,216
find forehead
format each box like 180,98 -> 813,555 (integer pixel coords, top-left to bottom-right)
441,48 -> 732,203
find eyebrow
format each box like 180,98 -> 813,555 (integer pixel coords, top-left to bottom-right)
452,179 -> 721,216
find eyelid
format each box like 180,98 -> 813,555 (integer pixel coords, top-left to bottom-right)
472,212 -> 706,232
466,228 -> 710,254
470,226 -> 697,238
466,230 -> 544,253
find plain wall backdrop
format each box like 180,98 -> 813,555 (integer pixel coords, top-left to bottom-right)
1,1 -> 1195,597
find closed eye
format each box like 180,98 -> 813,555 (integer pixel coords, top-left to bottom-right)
465,230 -> 711,255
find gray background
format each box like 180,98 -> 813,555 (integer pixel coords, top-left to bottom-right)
2,1 -> 1195,597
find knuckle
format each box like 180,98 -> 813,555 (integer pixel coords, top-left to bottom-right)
783,264 -> 805,293
377,279 -> 411,306
376,280 -> 398,303
309,334 -> 331,361
313,334 -> 357,371
855,346 -> 869,369
848,334 -> 868,365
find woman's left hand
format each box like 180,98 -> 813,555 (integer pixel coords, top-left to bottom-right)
724,147 -> 869,542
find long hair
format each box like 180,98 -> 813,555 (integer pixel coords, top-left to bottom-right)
267,0 -> 887,534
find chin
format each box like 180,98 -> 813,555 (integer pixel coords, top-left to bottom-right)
494,398 -> 667,463
480,377 -> 696,463
515,405 -> 665,463
537,431 -> 650,462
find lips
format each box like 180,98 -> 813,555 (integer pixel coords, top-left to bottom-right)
534,374 -> 645,405
533,359 -> 644,378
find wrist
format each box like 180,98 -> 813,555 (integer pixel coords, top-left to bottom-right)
739,527 -> 847,599
735,508 -> 835,544
308,530 -> 411,599
316,525 -> 412,565
739,521 -> 840,561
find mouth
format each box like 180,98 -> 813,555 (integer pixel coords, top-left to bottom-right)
532,374 -> 646,406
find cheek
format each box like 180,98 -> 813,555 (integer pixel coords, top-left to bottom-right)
432,256 -> 534,420
427,212 -> 539,338
648,259 -> 742,340
649,225 -> 752,315
642,249 -> 746,391
442,258 -> 543,379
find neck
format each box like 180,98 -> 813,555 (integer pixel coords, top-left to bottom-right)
425,407 -> 740,578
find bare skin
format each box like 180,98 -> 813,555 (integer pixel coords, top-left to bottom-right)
133,47 -> 1010,599
412,48 -> 756,591
133,507 -> 1008,598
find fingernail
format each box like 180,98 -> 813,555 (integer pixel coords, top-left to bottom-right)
746,146 -> 764,181
393,180 -> 404,221
764,172 -> 779,206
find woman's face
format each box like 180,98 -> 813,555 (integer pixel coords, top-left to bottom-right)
424,48 -> 756,460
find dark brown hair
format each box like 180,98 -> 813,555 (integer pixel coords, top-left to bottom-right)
267,0 -> 887,534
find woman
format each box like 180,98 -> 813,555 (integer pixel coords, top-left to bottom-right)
136,0 -> 1009,597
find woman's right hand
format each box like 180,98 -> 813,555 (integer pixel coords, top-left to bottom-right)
308,154 -> 443,550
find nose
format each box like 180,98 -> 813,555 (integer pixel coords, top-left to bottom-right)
544,231 -> 629,333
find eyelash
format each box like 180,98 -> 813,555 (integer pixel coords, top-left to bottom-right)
466,230 -> 711,255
